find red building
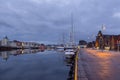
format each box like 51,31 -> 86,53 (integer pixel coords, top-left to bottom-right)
95,31 -> 120,50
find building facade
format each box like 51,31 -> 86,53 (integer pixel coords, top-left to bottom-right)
79,40 -> 87,48
95,31 -> 120,50
0,36 -> 45,49
1,36 -> 9,47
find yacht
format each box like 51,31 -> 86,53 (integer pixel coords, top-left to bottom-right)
65,49 -> 75,58
64,13 -> 76,57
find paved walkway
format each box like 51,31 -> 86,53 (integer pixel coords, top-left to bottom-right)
78,49 -> 120,80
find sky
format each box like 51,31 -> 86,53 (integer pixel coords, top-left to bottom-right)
0,0 -> 120,44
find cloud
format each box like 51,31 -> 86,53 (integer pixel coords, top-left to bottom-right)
113,12 -> 120,18
0,0 -> 120,43
0,21 -> 13,28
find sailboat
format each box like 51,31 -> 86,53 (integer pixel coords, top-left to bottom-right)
65,14 -> 76,56
56,33 -> 65,51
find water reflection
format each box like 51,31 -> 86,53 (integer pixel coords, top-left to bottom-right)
0,49 -> 45,60
64,55 -> 75,80
1,51 -> 9,60
65,57 -> 74,66
0,50 -> 69,80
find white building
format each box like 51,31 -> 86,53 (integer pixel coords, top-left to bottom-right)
22,42 -> 31,48
9,41 -> 17,48
1,36 -> 9,47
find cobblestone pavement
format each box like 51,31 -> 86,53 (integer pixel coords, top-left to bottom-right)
78,49 -> 120,80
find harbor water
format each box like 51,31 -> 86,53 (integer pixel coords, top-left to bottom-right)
0,49 -> 70,80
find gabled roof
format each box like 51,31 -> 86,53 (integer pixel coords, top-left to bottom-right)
4,36 -> 8,39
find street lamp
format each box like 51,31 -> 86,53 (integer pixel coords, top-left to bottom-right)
117,40 -> 120,52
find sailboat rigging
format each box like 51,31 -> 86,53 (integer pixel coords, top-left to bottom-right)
64,13 -> 76,57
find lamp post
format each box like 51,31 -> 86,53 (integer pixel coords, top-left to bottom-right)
117,40 -> 119,52
101,24 -> 106,51
88,34 -> 95,48
118,44 -> 119,52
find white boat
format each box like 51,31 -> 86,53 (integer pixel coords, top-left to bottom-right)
56,46 -> 64,49
56,46 -> 65,52
65,49 -> 75,55
65,49 -> 75,58
64,13 -> 76,58
64,44 -> 76,50
64,13 -> 76,50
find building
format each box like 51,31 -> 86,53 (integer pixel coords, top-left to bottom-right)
79,40 -> 87,48
0,37 -> 43,49
87,41 -> 95,48
9,41 -> 17,48
14,40 -> 22,48
1,36 -> 9,47
95,30 -> 120,50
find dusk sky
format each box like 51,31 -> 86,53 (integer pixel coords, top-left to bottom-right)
0,0 -> 120,44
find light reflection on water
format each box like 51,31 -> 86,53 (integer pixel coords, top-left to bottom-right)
0,49 -> 69,80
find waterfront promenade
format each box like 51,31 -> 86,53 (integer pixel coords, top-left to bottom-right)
75,49 -> 120,80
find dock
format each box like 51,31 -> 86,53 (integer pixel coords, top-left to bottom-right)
74,48 -> 120,80
74,49 -> 88,80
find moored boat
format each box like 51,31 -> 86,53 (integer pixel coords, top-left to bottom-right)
65,49 -> 75,58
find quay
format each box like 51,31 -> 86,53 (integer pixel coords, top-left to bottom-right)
74,49 -> 88,80
74,48 -> 120,80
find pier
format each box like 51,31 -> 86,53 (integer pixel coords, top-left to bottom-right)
74,48 -> 120,80
74,49 -> 88,80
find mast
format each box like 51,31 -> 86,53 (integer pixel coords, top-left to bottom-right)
62,32 -> 65,46
70,13 -> 74,46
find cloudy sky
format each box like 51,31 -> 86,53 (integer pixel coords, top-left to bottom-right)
0,0 -> 120,44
